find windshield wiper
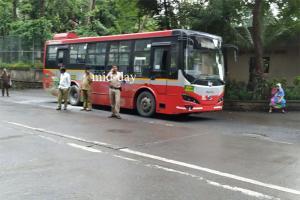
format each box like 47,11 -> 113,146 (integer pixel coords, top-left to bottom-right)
191,74 -> 225,85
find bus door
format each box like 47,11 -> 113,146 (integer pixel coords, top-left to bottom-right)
150,42 -> 171,94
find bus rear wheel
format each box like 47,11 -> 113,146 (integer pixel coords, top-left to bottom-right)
69,85 -> 81,106
136,91 -> 156,117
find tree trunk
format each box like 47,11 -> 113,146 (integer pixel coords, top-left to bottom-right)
138,15 -> 149,32
163,0 -> 171,29
248,0 -> 264,91
91,0 -> 96,10
86,0 -> 96,25
12,0 -> 18,20
40,0 -> 45,17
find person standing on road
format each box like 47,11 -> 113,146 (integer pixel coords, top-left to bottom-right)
107,65 -> 123,119
1,68 -> 11,97
81,67 -> 93,111
57,67 -> 71,110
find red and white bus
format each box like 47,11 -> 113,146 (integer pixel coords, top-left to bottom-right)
43,29 -> 226,117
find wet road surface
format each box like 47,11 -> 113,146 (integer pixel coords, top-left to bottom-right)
0,89 -> 300,200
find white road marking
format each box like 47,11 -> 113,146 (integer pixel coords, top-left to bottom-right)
5,121 -> 117,149
38,135 -> 62,144
146,164 -> 279,200
120,148 -> 300,195
4,121 -> 300,196
68,143 -> 102,153
113,155 -> 139,162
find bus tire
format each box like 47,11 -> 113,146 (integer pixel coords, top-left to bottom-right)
69,85 -> 81,106
136,91 -> 156,117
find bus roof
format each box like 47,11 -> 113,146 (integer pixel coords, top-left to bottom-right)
47,30 -> 173,45
46,29 -> 221,45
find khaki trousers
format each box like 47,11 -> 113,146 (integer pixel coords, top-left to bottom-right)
82,89 -> 92,110
58,88 -> 69,109
109,88 -> 121,116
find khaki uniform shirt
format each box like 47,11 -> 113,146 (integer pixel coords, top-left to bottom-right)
82,73 -> 93,91
107,71 -> 122,88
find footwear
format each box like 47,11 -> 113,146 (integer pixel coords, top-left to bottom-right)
56,108 -> 61,110
63,107 -> 67,110
115,115 -> 122,119
81,108 -> 86,111
108,114 -> 116,118
86,109 -> 92,112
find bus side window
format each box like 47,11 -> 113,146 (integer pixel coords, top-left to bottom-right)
46,45 -> 58,68
108,41 -> 131,74
57,50 -> 64,63
57,49 -> 69,67
69,43 -> 87,64
169,44 -> 178,78
133,39 -> 151,77
152,46 -> 170,77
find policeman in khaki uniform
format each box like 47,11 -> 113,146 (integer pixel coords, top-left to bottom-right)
81,67 -> 93,111
57,67 -> 71,110
107,65 -> 123,119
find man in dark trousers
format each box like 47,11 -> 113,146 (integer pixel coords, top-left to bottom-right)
1,68 -> 11,97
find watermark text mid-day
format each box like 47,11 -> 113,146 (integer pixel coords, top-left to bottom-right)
92,72 -> 136,84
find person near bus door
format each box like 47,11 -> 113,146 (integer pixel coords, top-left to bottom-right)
1,68 -> 11,97
81,67 -> 93,111
107,65 -> 123,119
56,67 -> 71,110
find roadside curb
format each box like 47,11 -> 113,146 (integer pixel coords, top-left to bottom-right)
224,100 -> 300,111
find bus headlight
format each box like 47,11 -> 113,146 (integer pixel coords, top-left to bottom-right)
182,94 -> 200,104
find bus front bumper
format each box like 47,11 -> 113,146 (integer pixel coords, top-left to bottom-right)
173,104 -> 223,114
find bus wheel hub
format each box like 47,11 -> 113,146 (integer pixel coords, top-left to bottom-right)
141,97 -> 151,111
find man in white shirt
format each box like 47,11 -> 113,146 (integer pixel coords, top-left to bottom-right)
57,67 -> 71,110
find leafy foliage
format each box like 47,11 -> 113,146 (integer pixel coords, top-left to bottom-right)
225,77 -> 300,100
0,0 -> 299,97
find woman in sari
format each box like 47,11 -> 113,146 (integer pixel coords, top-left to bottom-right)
269,83 -> 286,113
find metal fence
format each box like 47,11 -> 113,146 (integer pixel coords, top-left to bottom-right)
0,36 -> 43,64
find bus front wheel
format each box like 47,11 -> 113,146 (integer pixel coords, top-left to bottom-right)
69,85 -> 81,106
136,91 -> 156,117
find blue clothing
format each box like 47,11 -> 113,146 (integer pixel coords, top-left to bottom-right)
270,88 -> 286,108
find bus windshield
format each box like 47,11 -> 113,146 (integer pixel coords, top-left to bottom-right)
184,36 -> 224,84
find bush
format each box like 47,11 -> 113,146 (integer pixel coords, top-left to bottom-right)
0,62 -> 43,70
293,76 -> 300,86
225,77 -> 300,101
225,80 -> 254,100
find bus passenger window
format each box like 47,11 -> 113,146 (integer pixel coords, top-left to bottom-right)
46,45 -> 59,68
153,48 -> 170,72
87,43 -> 107,66
69,43 -> 87,64
57,50 -> 64,63
134,39 -> 151,77
108,41 -> 131,74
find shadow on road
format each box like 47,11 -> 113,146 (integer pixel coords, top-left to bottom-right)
92,104 -> 215,122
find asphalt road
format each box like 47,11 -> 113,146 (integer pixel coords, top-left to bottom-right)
0,89 -> 300,200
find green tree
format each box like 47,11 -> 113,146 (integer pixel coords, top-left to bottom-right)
0,0 -> 12,36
